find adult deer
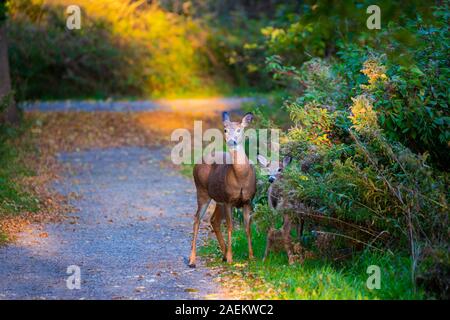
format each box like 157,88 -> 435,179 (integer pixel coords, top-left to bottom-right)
188,112 -> 256,268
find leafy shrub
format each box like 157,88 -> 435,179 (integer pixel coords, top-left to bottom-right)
252,3 -> 449,298
368,24 -> 450,169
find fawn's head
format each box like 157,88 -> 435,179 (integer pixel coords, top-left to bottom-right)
257,155 -> 292,183
222,112 -> 253,149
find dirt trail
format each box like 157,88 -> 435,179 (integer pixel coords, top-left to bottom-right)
0,144 -> 223,299
21,97 -> 263,113
1,97 -> 258,299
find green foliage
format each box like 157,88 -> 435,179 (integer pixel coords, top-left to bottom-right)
370,18 -> 450,168
271,64 -> 448,295
262,22 -> 326,67
248,2 -> 449,298
7,0 -> 231,100
0,1 -> 7,22
204,9 -> 277,91
239,0 -> 437,87
264,3 -> 450,167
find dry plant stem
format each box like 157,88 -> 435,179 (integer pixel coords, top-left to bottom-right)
314,230 -> 385,252
349,129 -> 419,287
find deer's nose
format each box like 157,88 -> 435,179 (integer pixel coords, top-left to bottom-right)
268,176 -> 275,183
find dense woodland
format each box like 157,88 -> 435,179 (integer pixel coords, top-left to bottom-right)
0,0 -> 449,299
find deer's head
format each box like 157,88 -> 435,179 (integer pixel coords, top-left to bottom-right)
257,155 -> 292,183
222,112 -> 253,149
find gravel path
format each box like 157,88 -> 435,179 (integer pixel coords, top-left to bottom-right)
0,147 -> 222,300
21,97 -> 263,113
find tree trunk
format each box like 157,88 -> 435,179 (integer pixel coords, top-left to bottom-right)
0,22 -> 18,124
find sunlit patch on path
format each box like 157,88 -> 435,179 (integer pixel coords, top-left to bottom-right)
21,97 -> 262,113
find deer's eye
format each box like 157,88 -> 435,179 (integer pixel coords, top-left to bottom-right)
278,168 -> 282,172
224,129 -> 228,133
236,128 -> 241,133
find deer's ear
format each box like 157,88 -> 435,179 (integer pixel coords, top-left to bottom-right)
241,112 -> 253,127
282,156 -> 292,168
222,112 -> 231,124
257,154 -> 269,167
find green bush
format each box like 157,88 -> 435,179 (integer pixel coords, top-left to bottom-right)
251,3 -> 449,298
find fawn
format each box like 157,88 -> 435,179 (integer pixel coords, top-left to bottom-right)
257,154 -> 305,264
188,112 -> 256,267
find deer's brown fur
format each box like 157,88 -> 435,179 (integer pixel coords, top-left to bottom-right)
188,112 -> 256,267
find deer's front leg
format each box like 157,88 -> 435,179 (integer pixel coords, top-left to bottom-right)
243,203 -> 254,260
224,204 -> 233,264
188,195 -> 210,268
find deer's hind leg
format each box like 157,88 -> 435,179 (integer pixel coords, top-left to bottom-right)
243,203 -> 254,260
188,191 -> 211,268
282,213 -> 295,265
224,204 -> 233,264
263,227 -> 275,262
296,218 -> 305,241
211,203 -> 226,260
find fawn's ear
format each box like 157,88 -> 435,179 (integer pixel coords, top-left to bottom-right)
222,112 -> 231,125
257,154 -> 269,167
282,156 -> 292,168
241,112 -> 253,127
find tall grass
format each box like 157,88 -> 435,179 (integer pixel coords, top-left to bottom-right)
201,226 -> 425,299
0,97 -> 39,231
